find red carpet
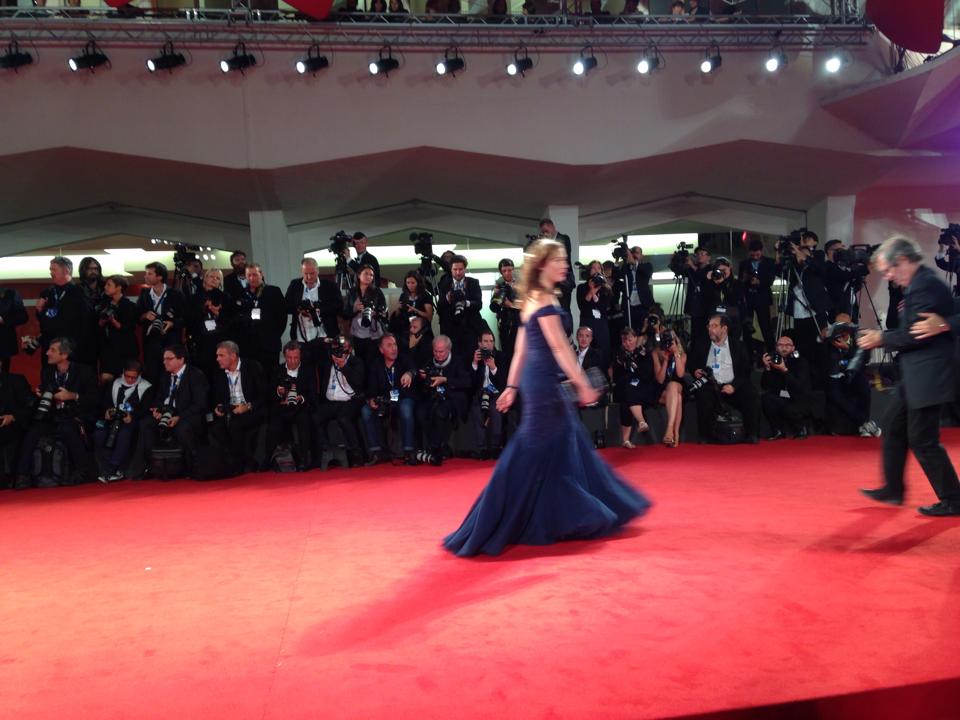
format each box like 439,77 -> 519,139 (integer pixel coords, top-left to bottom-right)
3,432 -> 960,719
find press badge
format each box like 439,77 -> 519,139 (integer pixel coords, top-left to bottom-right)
204,319 -> 217,331
630,379 -> 640,387
46,308 -> 58,318
592,308 -> 602,319
389,389 -> 400,402
251,308 -> 261,320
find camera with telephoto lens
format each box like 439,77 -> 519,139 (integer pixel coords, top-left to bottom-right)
451,288 -> 467,318
329,230 -> 352,255
668,242 -> 694,275
278,378 -> 301,407
422,365 -> 448,400
148,309 -> 175,336
410,231 -> 434,258
479,388 -> 499,424
98,301 -> 117,323
33,389 -> 55,421
491,277 -> 515,307
297,298 -> 321,326
478,347 -> 494,362
683,367 -> 714,396
659,328 -> 675,351
937,224 -> 960,251
21,335 -> 40,355
157,404 -> 175,438
104,408 -> 129,450
360,299 -> 377,329
610,236 -> 630,263
824,321 -> 869,381
328,336 -> 349,359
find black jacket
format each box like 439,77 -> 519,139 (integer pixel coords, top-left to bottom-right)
231,284 -> 287,357
136,286 -> 187,348
285,278 -> 342,341
319,356 -> 366,401
400,334 -> 433,371
349,251 -> 381,289
0,373 -> 33,426
881,265 -> 956,409
0,287 -> 27,360
37,282 -> 87,350
187,288 -> 235,345
437,275 -> 484,335
702,277 -> 747,327
737,256 -> 777,307
760,354 -> 812,410
616,261 -> 654,311
212,358 -> 270,414
153,365 -> 210,423
778,252 -> 832,323
39,361 -> 100,424
273,362 -> 319,409
680,264 -> 712,318
576,346 -> 602,372
223,271 -> 247,304
98,297 -> 140,365
366,355 -> 418,402
469,350 -> 509,397
701,336 -> 754,395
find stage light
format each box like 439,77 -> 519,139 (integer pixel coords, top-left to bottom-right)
636,45 -> 660,75
146,41 -> 186,73
68,41 -> 109,73
368,47 -> 398,76
824,50 -> 848,74
700,45 -> 721,74
572,48 -> 597,76
506,47 -> 532,77
764,47 -> 786,73
436,48 -> 465,77
295,44 -> 328,75
220,42 -> 256,74
0,40 -> 33,72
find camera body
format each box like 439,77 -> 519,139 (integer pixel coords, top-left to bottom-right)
98,302 -> 117,323
451,288 -> 467,318
21,335 -> 41,355
329,230 -> 352,255
590,272 -> 606,288
148,309 -> 175,336
33,389 -> 55,421
668,242 -> 694,275
937,224 -> 960,250
328,336 -> 349,359
104,408 -> 129,449
610,236 -> 630,263
684,367 -> 714,396
478,347 -> 494,361
410,231 -> 434,258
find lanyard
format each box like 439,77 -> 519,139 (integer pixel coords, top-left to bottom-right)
385,365 -> 396,388
151,289 -> 167,313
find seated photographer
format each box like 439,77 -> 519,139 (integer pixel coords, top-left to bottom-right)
266,341 -> 317,472
576,260 -> 613,370
400,315 -> 433,369
652,331 -> 687,448
760,334 -> 812,440
612,326 -> 661,448
233,263 -> 287,374
137,262 -> 187,385
389,270 -> 434,341
211,341 -> 270,475
489,260 -> 520,359
469,330 -> 508,460
437,255 -> 485,357
315,337 -> 366,468
575,326 -> 603,372
285,257 -> 342,372
96,275 -> 139,386
693,314 -> 760,444
0,363 -> 33,489
127,344 -> 209,480
15,337 -> 99,489
94,360 -> 152,482
187,269 -> 234,381
345,264 -> 387,363
361,333 -> 418,467
416,334 -> 470,465
824,314 -> 878,437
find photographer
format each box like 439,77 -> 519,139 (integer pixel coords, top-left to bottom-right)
416,335 -> 471,465
223,250 -> 248,303
612,326 -> 659,448
538,218 -> 576,311
348,233 -> 381,289
361,333 -> 419,466
75,257 -> 104,368
401,315 -> 433,370
187,269 -> 234,382
437,255 -> 485,358
470,331 -> 508,460
676,246 -> 713,359
823,239 -> 864,320
0,284 -> 28,372
211,341 -> 270,475
776,230 -> 832,364
265,341 -> 317,472
96,275 -> 139,385
137,262 -> 186,384
315,337 -> 365,468
693,314 -> 760,444
345,264 -> 387,363
737,239 -> 776,358
614,245 -> 654,331
934,225 -> 960,295
33,256 -> 87,368
93,360 -> 152,482
575,326 -> 603,371
127,344 -> 209,480
576,260 -> 613,370
652,330 -> 686,448
702,257 -> 746,340
285,257 -> 342,371
14,337 -> 99,489
825,314 -> 878,437
489,260 -> 520,359
760,334 -> 812,440
176,255 -> 204,298
390,270 -> 434,341
233,263 -> 287,374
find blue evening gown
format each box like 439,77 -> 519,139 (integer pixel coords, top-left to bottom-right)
443,304 -> 651,557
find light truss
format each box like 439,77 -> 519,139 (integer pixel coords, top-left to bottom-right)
0,9 -> 872,51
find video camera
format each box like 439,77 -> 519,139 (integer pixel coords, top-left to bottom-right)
328,230 -> 352,256
611,236 -> 630,263
410,231 -> 434,258
668,242 -> 695,275
938,224 -> 960,252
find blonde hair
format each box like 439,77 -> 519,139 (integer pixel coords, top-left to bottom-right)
517,237 -> 565,308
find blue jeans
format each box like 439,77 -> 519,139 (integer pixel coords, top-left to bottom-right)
361,398 -> 416,452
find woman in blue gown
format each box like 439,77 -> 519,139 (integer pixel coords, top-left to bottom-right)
443,239 -> 651,557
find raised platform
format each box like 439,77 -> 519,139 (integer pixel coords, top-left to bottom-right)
3,432 -> 960,719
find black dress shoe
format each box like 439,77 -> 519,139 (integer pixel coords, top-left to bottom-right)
860,486 -> 904,506
404,451 -> 420,467
13,474 -> 31,491
745,435 -> 760,444
794,426 -> 809,440
765,430 -> 785,441
364,452 -> 382,467
918,501 -> 960,517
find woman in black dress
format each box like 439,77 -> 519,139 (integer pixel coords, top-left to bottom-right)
612,324 -> 663,448
389,270 -> 434,339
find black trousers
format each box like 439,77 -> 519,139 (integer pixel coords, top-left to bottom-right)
17,418 -> 97,481
128,415 -> 204,478
314,398 -> 363,452
743,298 -> 774,355
210,409 -> 265,470
695,383 -> 761,441
881,387 -> 960,503
827,375 -> 870,429
142,336 -> 171,385
761,393 -> 810,434
265,406 -> 314,460
417,397 -> 456,451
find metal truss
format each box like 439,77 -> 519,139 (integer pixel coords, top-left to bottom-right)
0,8 -> 873,51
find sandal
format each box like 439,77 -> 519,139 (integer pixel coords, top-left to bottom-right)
662,436 -> 675,447
622,440 -> 636,449
637,422 -> 649,433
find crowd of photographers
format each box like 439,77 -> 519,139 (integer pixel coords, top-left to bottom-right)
0,219 -> 930,489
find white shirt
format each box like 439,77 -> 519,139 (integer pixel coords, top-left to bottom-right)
150,284 -> 168,312
166,365 -> 186,407
225,360 -> 247,406
284,364 -> 300,380
792,276 -> 812,319
577,347 -> 589,367
299,282 -> 324,342
707,339 -> 735,385
326,364 -> 356,402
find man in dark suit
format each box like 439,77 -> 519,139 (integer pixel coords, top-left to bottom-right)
361,333 -> 419,466
284,257 -> 341,372
127,344 -> 209,479
265,341 -> 318,471
469,330 -> 509,459
211,340 -> 270,474
223,250 -> 249,303
94,359 -> 154,482
437,254 -> 486,359
315,337 -> 366,467
738,239 -> 777,357
34,257 -> 88,367
416,334 -> 471,465
0,364 -> 33,488
760,334 -> 812,440
137,262 -> 187,384
693,313 -> 760,444
233,263 -> 287,374
858,237 -> 960,516
615,246 -> 654,331
0,285 -> 27,372
678,246 -> 713,361
539,218 -> 576,312
349,233 -> 381,289
15,337 -> 100,488
575,326 -> 603,372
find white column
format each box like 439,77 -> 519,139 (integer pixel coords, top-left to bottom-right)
248,210 -> 295,289
546,205 -> 581,263
807,196 -> 856,244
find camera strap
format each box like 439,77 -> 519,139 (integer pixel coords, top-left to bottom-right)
150,287 -> 167,313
